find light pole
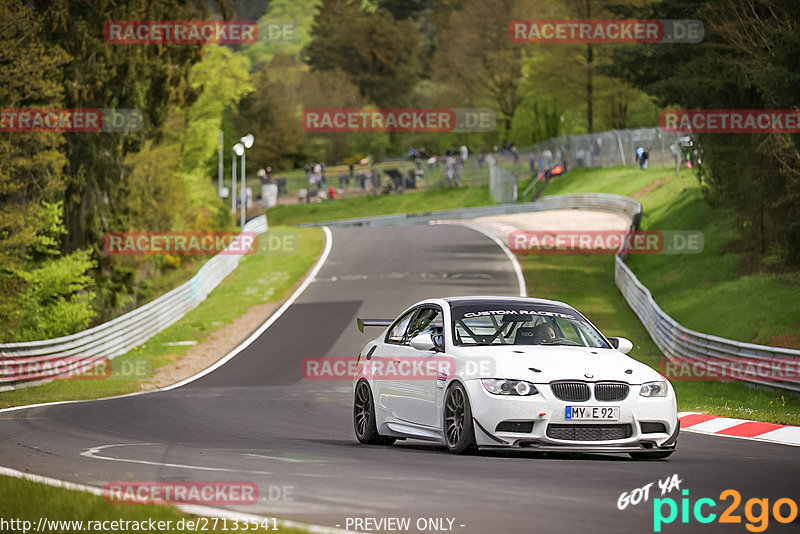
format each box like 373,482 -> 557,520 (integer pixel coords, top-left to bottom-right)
232,144 -> 242,214
238,134 -> 254,229
218,131 -> 224,197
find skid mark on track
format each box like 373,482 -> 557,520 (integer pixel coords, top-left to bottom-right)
243,453 -> 326,463
81,443 -> 274,474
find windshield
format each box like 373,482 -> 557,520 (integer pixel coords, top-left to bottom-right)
451,303 -> 610,348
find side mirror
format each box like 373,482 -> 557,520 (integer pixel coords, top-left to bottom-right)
608,337 -> 633,354
410,333 -> 436,351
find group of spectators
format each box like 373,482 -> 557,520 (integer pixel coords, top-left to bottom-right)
262,141 -> 574,208
298,161 -> 338,203
526,148 -> 566,183
408,145 -> 485,187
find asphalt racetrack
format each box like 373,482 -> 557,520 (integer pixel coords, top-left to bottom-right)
1,225 -> 797,533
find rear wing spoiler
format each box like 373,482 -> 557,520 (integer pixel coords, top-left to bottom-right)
357,317 -> 393,333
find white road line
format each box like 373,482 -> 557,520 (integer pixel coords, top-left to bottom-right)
0,225 -> 349,534
436,221 -> 527,297
80,443 -> 273,474
161,226 -> 334,390
0,226 -> 333,414
243,453 -> 326,463
0,465 -> 353,534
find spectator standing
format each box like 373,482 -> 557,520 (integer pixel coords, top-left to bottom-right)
257,167 -> 268,208
445,150 -> 459,187
543,149 -> 553,169
275,177 -> 287,196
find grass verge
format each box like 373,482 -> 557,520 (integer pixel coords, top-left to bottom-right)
267,185 -> 495,226
542,165 -> 800,346
0,226 -> 324,408
0,475 -> 310,534
532,164 -> 799,422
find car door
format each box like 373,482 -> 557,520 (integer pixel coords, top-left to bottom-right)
385,306 -> 444,427
373,308 -> 416,416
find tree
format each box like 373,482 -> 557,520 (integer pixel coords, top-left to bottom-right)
0,0 -> 95,340
34,0 -> 207,254
299,68 -> 368,163
238,0 -> 322,70
376,0 -> 429,20
606,0 -> 800,265
178,45 -> 252,214
235,54 -> 307,170
4,202 -> 96,341
433,0 -> 528,140
306,0 -> 422,107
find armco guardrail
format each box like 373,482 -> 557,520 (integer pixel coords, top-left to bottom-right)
303,190 -> 799,392
499,192 -> 799,393
516,193 -> 800,393
615,258 -> 800,393
297,192 -> 642,229
0,216 -> 268,388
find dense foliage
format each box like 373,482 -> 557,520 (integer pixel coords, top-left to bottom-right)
2,0 -> 797,341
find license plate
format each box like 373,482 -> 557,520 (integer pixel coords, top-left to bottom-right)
565,406 -> 619,420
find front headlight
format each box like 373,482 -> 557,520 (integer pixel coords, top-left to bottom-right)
481,379 -> 539,396
639,381 -> 668,397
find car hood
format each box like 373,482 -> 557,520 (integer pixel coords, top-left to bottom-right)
451,345 -> 662,384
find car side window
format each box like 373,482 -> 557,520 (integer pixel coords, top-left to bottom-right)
405,307 -> 443,343
386,309 -> 416,344
554,317 -> 582,344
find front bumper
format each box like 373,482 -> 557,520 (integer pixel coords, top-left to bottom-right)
464,379 -> 678,451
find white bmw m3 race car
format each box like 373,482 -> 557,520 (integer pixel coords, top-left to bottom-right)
353,296 -> 678,458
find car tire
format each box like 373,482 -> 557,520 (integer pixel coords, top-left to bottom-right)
629,450 -> 674,460
443,382 -> 477,454
353,380 -> 396,445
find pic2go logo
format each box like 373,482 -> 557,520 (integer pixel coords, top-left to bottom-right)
654,489 -> 798,532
